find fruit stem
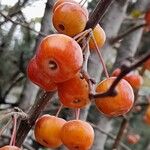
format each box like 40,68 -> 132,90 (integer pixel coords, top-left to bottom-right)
56,104 -> 63,117
10,114 -> 17,146
74,29 -> 92,42
91,33 -> 109,79
75,108 -> 80,120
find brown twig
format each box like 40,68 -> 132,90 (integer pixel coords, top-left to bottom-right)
110,23 -> 146,44
85,0 -> 115,29
0,12 -> 47,37
90,51 -> 150,99
15,91 -> 56,147
112,118 -> 128,149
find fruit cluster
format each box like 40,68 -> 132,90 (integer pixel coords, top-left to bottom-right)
26,0 -> 136,149
34,114 -> 94,149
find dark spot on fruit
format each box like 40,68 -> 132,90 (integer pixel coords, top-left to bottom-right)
49,60 -> 57,70
43,139 -> 49,145
74,145 -> 80,149
58,24 -> 65,31
73,99 -> 81,103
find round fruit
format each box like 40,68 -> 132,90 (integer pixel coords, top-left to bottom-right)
127,134 -> 140,144
144,58 -> 150,70
53,0 -> 77,12
27,57 -> 57,91
124,74 -> 143,89
60,120 -> 94,150
89,24 -> 106,50
34,115 -> 66,148
0,146 -> 21,150
112,68 -> 143,89
35,34 -> 83,83
57,73 -> 90,108
95,77 -> 134,117
52,2 -> 88,37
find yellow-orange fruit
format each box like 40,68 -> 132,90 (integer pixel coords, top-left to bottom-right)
52,2 -> 88,37
34,115 -> 66,148
89,24 -> 106,50
60,120 -> 94,150
143,106 -> 150,125
53,0 -> 77,12
95,77 -> 134,117
57,73 -> 90,108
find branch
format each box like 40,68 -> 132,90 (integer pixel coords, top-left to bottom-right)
85,0 -> 115,29
15,91 -> 56,147
90,51 -> 150,99
0,12 -> 47,37
2,75 -> 25,101
112,118 -> 128,149
110,23 -> 147,44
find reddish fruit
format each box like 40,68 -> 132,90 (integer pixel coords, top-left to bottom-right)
127,134 -> 140,144
27,57 -> 57,91
52,2 -> 88,37
60,120 -> 94,150
124,74 -> 143,89
144,58 -> 150,70
89,24 -> 106,50
111,68 -> 121,77
145,10 -> 150,26
34,115 -> 66,148
0,146 -> 21,150
53,0 -> 77,12
36,34 -> 83,83
57,73 -> 90,108
95,77 -> 134,117
112,68 -> 143,89
143,106 -> 150,125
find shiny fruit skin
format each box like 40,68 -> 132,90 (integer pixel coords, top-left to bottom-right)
34,115 -> 66,148
57,73 -> 90,108
89,24 -> 106,50
144,58 -> 150,70
0,146 -> 21,150
27,57 -> 57,91
53,0 -> 77,12
35,34 -> 83,83
52,2 -> 88,37
60,120 -> 94,150
124,74 -> 143,89
95,77 -> 134,117
127,134 -> 140,144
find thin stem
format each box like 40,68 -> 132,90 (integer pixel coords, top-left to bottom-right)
74,29 -> 92,42
10,114 -> 17,146
81,0 -> 88,7
112,118 -> 128,149
110,23 -> 146,44
56,104 -> 63,117
0,12 -> 47,37
91,33 -> 109,78
91,51 -> 150,99
75,108 -> 80,120
85,0 -> 115,29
